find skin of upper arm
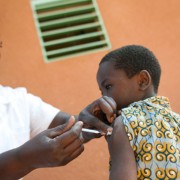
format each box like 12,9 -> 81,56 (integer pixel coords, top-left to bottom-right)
107,116 -> 137,180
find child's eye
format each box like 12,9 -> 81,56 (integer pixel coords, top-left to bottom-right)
105,85 -> 112,90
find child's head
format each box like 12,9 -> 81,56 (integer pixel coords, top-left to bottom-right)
96,45 -> 161,109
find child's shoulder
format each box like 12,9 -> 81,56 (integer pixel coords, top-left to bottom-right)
120,96 -> 177,118
117,96 -> 180,133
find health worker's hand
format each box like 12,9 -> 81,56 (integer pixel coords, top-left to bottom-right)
19,116 -> 84,169
78,96 -> 117,142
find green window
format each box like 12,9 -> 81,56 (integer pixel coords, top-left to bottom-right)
31,0 -> 111,62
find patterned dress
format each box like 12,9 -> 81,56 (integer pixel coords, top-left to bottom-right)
119,96 -> 180,180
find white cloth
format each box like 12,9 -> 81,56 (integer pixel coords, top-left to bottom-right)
0,85 -> 59,153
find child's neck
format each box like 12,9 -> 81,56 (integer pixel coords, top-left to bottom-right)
142,91 -> 157,100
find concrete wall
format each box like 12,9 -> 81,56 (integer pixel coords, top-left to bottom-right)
0,0 -> 180,179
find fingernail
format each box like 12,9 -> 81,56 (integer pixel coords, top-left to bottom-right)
80,133 -> 84,143
110,116 -> 114,123
107,131 -> 112,136
117,110 -> 121,115
107,127 -> 113,132
76,121 -> 83,126
107,127 -> 113,135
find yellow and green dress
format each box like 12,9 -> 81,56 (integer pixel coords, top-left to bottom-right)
119,96 -> 180,179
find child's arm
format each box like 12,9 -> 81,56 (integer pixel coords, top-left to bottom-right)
107,116 -> 137,180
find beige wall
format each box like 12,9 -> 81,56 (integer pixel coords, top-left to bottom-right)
0,0 -> 180,179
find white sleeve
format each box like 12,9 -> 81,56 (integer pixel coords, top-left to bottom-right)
26,93 -> 60,137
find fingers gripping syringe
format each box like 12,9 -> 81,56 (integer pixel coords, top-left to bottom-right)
82,128 -> 112,136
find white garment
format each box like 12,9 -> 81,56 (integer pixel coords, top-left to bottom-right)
0,85 -> 59,153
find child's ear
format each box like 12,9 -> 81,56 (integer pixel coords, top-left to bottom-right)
138,70 -> 151,91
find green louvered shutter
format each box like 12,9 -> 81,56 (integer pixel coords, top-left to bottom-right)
31,0 -> 111,62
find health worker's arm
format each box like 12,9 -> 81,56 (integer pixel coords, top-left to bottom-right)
0,117 -> 84,180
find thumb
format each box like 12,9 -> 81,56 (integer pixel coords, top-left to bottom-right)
86,114 -> 113,135
94,119 -> 113,135
48,116 -> 76,138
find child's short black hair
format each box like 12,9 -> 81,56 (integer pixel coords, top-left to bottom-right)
100,45 -> 161,93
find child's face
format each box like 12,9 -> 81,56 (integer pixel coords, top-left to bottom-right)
97,61 -> 141,110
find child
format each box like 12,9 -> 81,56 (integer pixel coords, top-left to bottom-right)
96,45 -> 180,180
